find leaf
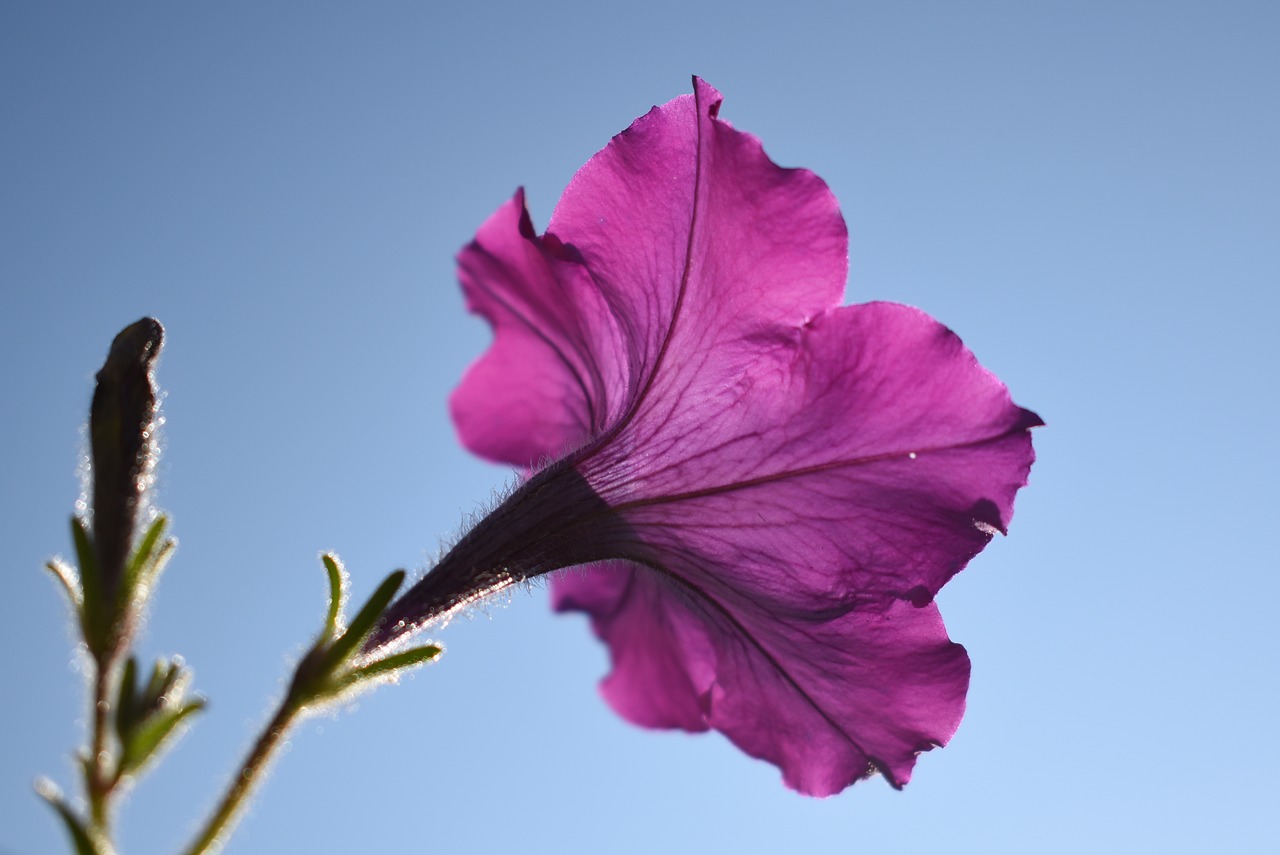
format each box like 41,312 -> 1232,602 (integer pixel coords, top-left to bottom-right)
331,645 -> 442,694
70,517 -> 108,653
123,515 -> 167,596
119,700 -> 206,776
35,779 -> 110,855
45,560 -> 83,615
114,657 -> 139,742
134,535 -> 176,609
319,570 -> 405,673
149,536 -> 177,582
321,553 -> 347,641
143,658 -> 172,707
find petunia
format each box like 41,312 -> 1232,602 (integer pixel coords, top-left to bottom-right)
368,78 -> 1040,796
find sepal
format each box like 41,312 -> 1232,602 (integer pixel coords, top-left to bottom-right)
286,555 -> 441,709
70,517 -> 110,656
113,655 -> 205,778
44,559 -> 84,629
124,516 -> 176,610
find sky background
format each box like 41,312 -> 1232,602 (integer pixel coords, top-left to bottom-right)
2,2 -> 1277,853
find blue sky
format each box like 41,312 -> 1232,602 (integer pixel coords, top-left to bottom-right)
2,3 -> 1277,853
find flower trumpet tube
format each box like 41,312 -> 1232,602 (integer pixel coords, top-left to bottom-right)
368,78 -> 1040,796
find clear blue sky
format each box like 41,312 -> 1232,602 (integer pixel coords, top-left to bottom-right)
3,3 -> 1276,853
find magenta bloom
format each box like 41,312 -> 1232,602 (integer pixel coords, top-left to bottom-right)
372,78 -> 1039,795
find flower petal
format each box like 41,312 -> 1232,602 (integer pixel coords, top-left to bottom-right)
451,190 -> 627,467
547,78 -> 848,442
554,562 -> 713,732
558,560 -> 969,795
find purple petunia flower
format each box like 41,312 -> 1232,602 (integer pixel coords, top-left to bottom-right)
369,78 -> 1039,796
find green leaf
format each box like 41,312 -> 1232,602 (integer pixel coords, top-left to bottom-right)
331,645 -> 442,694
71,517 -> 107,654
321,553 -> 347,641
70,517 -> 97,584
143,658 -> 172,707
119,700 -> 205,776
35,779 -> 110,855
123,515 -> 167,596
319,570 -> 405,673
147,536 -> 177,587
157,661 -> 184,704
115,657 -> 139,743
44,560 -> 83,615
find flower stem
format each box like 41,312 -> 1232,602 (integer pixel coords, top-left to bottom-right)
181,697 -> 300,855
87,654 -> 115,835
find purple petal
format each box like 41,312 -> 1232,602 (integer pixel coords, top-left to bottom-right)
554,561 -> 713,732
548,78 -> 848,434
559,562 -> 969,795
451,190 -> 627,467
453,79 -> 849,467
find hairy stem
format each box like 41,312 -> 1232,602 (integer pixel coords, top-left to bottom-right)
87,655 -> 115,834
182,697 -> 300,855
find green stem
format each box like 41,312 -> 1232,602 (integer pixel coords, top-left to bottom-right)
87,653 -> 115,839
181,696 -> 301,855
